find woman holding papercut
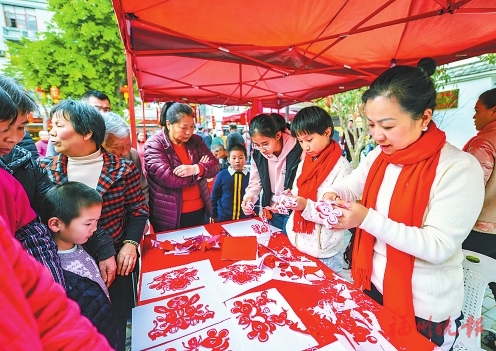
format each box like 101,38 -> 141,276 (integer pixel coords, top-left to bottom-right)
322,58 -> 484,350
241,113 -> 302,234
145,102 -> 220,231
283,106 -> 352,272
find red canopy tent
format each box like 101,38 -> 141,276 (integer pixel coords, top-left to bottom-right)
111,0 -> 496,142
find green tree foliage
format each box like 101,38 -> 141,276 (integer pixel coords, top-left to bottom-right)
5,0 -> 126,110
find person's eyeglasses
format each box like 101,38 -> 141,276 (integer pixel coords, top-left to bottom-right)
93,105 -> 111,113
252,143 -> 270,151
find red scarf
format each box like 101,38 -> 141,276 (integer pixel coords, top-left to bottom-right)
293,140 -> 342,234
351,122 -> 446,326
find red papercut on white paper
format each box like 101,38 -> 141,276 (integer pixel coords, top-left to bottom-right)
150,319 -> 243,351
140,260 -> 217,302
215,261 -> 272,302
306,279 -> 398,351
221,219 -> 280,238
225,288 -> 317,350
219,264 -> 264,285
132,289 -> 230,350
272,261 -> 326,285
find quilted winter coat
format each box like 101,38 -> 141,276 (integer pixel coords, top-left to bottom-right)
145,131 -> 220,232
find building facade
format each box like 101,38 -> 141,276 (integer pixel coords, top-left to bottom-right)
0,0 -> 51,71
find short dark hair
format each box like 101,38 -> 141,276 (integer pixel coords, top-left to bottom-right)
228,143 -> 247,157
159,102 -> 193,130
0,86 -> 18,123
479,88 -> 496,109
229,123 -> 238,130
50,100 -> 106,148
249,113 -> 287,138
0,75 -> 38,119
290,106 -> 334,138
362,57 -> 437,120
42,181 -> 102,225
81,90 -> 111,103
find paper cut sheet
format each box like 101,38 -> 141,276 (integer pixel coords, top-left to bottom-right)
149,319 -> 244,351
221,219 -> 280,238
140,259 -> 217,303
156,226 -> 210,243
132,289 -> 230,351
224,288 -> 317,350
214,260 -> 272,302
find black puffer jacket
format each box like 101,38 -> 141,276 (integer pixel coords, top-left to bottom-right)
17,131 -> 39,160
0,146 -> 52,219
63,270 -> 118,349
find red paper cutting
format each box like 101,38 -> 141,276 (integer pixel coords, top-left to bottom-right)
148,267 -> 199,294
221,236 -> 257,261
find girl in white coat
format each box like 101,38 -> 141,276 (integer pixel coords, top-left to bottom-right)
285,106 -> 352,272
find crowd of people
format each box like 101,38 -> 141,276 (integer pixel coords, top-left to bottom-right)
1,56 -> 496,350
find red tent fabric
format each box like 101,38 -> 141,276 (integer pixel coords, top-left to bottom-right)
112,0 -> 496,108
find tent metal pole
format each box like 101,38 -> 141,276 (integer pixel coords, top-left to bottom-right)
126,50 -> 137,149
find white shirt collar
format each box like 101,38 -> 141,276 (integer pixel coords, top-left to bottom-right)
228,166 -> 248,176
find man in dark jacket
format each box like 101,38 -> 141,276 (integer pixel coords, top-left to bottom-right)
226,123 -> 245,150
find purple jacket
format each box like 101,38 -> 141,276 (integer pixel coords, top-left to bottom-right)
145,131 -> 220,232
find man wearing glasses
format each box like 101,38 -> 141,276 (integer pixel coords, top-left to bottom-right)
46,90 -> 112,156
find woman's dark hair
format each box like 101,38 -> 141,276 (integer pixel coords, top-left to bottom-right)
249,113 -> 287,138
50,99 -> 106,148
0,75 -> 38,120
362,57 -> 437,120
42,181 -> 103,225
290,106 -> 334,138
0,86 -> 18,123
479,88 -> 496,109
160,102 -> 194,130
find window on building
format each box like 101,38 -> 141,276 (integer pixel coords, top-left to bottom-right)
4,6 -> 37,31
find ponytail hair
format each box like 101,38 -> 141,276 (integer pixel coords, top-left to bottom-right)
160,102 -> 194,131
249,113 -> 287,138
362,57 -> 437,120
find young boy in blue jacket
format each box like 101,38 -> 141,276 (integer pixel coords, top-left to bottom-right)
210,144 -> 250,222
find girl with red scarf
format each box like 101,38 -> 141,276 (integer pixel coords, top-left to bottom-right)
323,58 -> 485,350
285,106 -> 352,272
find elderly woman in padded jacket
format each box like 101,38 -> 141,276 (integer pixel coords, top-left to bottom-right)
145,102 -> 220,232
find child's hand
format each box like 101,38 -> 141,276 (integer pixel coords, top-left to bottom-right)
241,198 -> 255,215
322,192 -> 340,202
288,196 -> 307,211
210,217 -> 217,223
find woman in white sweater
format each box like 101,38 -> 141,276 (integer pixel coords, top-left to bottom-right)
323,58 -> 484,350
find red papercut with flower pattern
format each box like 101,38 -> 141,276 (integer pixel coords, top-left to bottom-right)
165,328 -> 231,351
148,267 -> 199,294
218,264 -> 265,285
230,290 -> 309,342
148,293 -> 215,340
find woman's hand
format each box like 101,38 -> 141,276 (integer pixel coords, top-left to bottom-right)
116,243 -> 138,276
241,197 -> 255,215
331,199 -> 369,230
287,195 -> 307,211
173,164 -> 198,177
